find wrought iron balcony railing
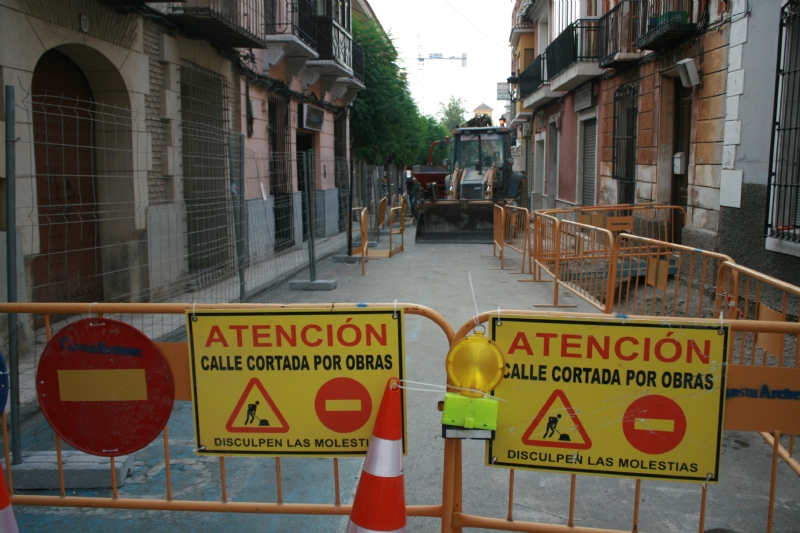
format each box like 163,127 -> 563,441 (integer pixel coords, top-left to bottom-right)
599,0 -> 641,67
519,53 -> 548,99
264,0 -> 317,49
546,19 -> 601,81
154,0 -> 269,49
352,42 -> 364,83
634,0 -> 696,50
315,17 -> 353,71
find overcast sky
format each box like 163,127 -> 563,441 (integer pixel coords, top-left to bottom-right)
368,0 -> 514,121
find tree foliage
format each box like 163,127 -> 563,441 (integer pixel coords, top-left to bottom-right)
416,115 -> 451,166
350,18 -> 424,167
437,96 -> 467,132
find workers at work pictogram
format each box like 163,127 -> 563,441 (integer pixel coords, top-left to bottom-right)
245,401 -> 260,425
543,414 -> 562,439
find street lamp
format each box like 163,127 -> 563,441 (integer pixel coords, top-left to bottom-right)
507,72 -> 520,103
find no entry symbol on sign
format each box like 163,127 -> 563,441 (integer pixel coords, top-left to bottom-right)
622,395 -> 687,455
315,377 -> 373,433
37,318 -> 174,457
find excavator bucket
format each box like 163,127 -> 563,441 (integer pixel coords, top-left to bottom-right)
415,200 -> 495,243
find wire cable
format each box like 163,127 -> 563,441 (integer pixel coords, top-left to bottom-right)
439,0 -> 510,52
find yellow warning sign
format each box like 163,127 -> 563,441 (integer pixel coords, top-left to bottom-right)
186,309 -> 406,457
487,315 -> 728,483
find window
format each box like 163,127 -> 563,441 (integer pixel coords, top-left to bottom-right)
767,4 -> 800,243
612,84 -> 638,204
179,61 -> 234,283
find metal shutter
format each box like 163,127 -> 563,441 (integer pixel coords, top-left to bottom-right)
582,119 -> 597,206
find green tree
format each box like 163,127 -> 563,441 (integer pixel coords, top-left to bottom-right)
437,96 -> 467,132
416,115 -> 451,166
350,18 -> 424,167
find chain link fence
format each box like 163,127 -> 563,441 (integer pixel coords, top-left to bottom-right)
1,90 -> 363,427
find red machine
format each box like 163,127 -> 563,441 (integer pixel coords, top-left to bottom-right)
410,137 -> 450,199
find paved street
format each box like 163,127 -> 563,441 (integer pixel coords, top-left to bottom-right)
10,236 -> 800,532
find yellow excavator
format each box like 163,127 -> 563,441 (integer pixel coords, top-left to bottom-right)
415,115 -> 523,243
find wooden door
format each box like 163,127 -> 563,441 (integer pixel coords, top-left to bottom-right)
31,50 -> 103,307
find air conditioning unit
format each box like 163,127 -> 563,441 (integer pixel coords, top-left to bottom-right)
303,104 -> 325,131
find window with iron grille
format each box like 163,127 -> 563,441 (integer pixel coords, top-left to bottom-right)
179,61 -> 235,284
613,84 -> 638,204
767,3 -> 800,243
268,90 -> 295,253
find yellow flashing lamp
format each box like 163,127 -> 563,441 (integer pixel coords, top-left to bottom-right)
441,329 -> 505,439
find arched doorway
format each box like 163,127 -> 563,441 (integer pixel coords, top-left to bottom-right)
31,49 -> 103,306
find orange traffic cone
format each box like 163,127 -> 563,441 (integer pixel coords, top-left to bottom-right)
0,463 -> 18,533
346,377 -> 406,533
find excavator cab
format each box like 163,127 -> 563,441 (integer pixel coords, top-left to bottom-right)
415,120 -> 519,243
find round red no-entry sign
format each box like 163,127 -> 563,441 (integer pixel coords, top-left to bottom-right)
37,318 -> 174,457
314,377 -> 372,433
622,395 -> 686,455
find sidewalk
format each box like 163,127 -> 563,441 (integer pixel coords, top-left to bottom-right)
10,236 -> 800,532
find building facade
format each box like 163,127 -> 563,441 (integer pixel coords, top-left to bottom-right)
508,0 -> 800,284
0,0 -> 365,347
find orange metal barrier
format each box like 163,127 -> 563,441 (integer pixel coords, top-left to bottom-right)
607,234 -> 733,318
0,302 -> 453,524
557,220 -> 615,312
715,261 -> 800,478
376,196 -> 388,242
371,205 -> 405,258
540,204 -> 686,243
525,212 -> 558,283
493,204 -> 505,269
452,310 -> 800,533
503,206 -> 529,273
351,207 -> 368,275
2,300 -> 800,532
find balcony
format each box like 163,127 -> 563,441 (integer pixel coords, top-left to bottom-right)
352,42 -> 364,84
306,0 -> 353,77
546,19 -> 602,92
510,21 -> 536,48
263,0 -> 318,58
634,0 -> 696,51
151,0 -> 268,49
600,0 -> 643,68
521,53 -> 560,109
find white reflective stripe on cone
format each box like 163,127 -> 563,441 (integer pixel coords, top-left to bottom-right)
345,520 -> 407,533
0,505 -> 19,533
362,436 -> 403,478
